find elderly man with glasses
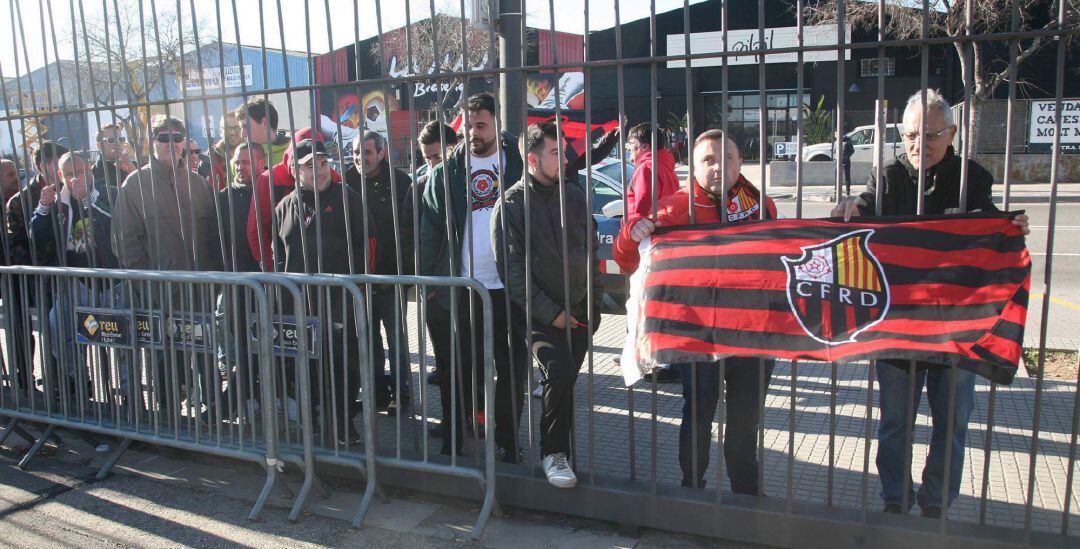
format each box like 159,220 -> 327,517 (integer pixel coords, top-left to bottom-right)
832,89 -> 1029,519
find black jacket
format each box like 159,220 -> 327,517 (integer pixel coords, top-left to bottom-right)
491,175 -> 600,326
217,183 -> 260,272
92,157 -> 132,188
275,182 -> 376,276
5,176 -> 45,266
855,146 -> 998,216
343,159 -> 414,276
29,182 -> 118,268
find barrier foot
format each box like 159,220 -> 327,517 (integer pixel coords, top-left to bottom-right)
249,459 -> 279,521
471,493 -> 497,540
0,417 -> 23,446
351,477 -> 377,528
96,438 -> 131,480
287,464 -> 315,522
18,424 -> 55,470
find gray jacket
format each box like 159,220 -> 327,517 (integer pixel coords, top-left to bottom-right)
112,156 -> 223,272
491,176 -> 600,326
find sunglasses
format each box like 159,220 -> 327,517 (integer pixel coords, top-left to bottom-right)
100,137 -> 126,144
155,133 -> 185,143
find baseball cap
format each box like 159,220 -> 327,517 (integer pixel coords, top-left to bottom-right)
294,139 -> 328,165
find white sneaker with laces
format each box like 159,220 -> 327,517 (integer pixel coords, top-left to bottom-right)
542,452 -> 577,488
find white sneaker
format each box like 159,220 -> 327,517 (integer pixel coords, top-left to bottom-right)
542,453 -> 577,488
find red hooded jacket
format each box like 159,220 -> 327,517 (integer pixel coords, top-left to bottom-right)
624,147 -> 680,222
246,128 -> 342,271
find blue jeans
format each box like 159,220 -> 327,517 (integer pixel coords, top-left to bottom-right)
876,362 -> 976,509
371,289 -> 410,396
678,358 -> 774,494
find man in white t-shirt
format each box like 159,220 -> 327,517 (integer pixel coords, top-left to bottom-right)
419,93 -> 528,462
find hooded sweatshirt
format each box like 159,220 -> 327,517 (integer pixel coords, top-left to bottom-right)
624,147 -> 679,222
246,128 -> 342,271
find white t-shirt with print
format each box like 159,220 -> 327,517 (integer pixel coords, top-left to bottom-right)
461,151 -> 504,290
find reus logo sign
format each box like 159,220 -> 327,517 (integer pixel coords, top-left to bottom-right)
781,229 -> 890,344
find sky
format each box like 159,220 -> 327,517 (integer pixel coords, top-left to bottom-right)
0,0 -> 710,77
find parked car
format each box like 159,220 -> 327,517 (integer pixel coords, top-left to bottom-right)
801,123 -> 903,165
576,158 -> 633,314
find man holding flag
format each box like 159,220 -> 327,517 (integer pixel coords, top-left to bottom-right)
833,89 -> 1030,518
613,129 -> 776,494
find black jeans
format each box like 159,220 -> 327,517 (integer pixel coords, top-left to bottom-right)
678,358 -> 774,494
532,320 -> 593,457
438,288 -> 527,452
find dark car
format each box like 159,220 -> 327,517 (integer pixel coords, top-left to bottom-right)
576,158 -> 633,314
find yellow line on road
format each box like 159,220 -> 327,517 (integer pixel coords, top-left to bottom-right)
1030,292 -> 1080,311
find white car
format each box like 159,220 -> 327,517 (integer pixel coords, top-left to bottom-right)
801,124 -> 903,165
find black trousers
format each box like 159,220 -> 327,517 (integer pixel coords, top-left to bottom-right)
678,359 -> 774,494
532,321 -> 592,457
438,288 -> 527,452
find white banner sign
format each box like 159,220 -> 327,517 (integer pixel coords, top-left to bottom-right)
1028,99 -> 1080,144
667,24 -> 852,68
185,64 -> 253,91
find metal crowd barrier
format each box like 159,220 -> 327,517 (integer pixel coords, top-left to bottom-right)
0,0 -> 1077,547
0,266 -> 281,519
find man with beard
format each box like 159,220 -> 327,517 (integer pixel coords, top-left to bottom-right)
492,121 -> 601,486
419,93 -> 528,461
345,130 -> 414,414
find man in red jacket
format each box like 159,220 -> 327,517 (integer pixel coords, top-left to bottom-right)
624,123 -> 680,223
613,129 -> 776,494
246,128 -> 341,271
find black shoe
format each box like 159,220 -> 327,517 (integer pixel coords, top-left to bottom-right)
883,504 -> 905,514
428,423 -> 445,438
650,367 -> 681,383
386,394 -> 411,416
681,477 -> 706,489
426,370 -> 440,385
496,445 -> 523,464
920,506 -> 943,519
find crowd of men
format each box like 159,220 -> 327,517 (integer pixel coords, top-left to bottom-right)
0,88 -> 1032,513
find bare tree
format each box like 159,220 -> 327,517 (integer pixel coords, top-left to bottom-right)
804,0 -> 1078,156
369,13 -> 493,116
73,0 -> 213,155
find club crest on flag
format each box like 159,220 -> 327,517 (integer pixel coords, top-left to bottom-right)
781,229 -> 890,345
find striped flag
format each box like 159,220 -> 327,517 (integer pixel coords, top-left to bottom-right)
620,212 -> 1030,386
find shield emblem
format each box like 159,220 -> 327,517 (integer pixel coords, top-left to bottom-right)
781,229 -> 890,345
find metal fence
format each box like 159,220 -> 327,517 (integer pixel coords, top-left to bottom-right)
0,0 -> 1077,547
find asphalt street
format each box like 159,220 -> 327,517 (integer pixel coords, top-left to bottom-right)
787,201 -> 1080,350
0,436 -> 755,549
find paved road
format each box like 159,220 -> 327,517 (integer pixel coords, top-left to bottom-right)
0,434 -> 754,548
786,201 -> 1080,350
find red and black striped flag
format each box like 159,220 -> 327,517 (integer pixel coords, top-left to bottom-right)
620,212 -> 1030,385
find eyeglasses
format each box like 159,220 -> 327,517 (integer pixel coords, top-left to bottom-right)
901,126 -> 953,141
155,133 -> 185,143
100,137 -> 126,144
